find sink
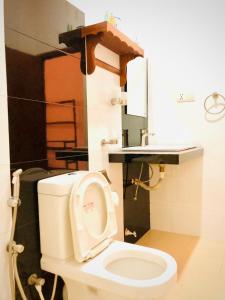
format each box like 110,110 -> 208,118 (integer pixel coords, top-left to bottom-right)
122,145 -> 197,152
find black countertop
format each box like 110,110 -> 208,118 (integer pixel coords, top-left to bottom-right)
109,147 -> 203,164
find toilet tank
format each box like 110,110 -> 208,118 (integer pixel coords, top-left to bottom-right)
38,172 -> 87,260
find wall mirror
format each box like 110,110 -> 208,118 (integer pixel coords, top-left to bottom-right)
122,58 -> 148,147
126,57 -> 148,118
4,0 -> 88,173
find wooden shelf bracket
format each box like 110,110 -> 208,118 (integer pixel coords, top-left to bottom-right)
59,22 -> 144,86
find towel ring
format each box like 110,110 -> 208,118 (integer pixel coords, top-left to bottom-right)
204,92 -> 225,115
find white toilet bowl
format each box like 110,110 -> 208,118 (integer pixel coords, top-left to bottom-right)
38,171 -> 177,300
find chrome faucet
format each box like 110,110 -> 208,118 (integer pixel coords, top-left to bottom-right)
141,131 -> 155,146
125,228 -> 137,238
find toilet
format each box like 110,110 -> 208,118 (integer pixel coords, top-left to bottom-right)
38,171 -> 177,300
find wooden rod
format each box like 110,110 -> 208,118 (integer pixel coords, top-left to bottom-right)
96,58 -> 120,76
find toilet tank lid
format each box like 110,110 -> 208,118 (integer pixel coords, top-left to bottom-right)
38,172 -> 88,196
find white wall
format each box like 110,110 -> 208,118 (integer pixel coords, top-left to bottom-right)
0,0 -> 12,298
147,0 -> 225,241
71,0 -> 225,241
86,45 -> 124,240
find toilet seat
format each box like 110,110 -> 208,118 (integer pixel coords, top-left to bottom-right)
41,240 -> 177,300
69,172 -> 117,262
82,241 -> 177,299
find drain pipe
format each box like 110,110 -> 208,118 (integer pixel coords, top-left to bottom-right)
132,164 -> 165,192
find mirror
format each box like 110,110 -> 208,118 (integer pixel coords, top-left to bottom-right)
4,1 -> 88,299
126,57 -> 148,117
122,58 -> 148,147
4,0 -> 88,173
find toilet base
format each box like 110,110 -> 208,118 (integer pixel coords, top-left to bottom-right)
63,278 -> 128,300
63,278 -> 165,300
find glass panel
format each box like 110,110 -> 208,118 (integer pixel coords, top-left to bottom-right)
5,0 -> 88,173
126,57 -> 148,117
4,0 -> 84,53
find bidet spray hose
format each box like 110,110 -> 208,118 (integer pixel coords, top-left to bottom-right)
8,206 -> 17,300
35,285 -> 45,300
8,169 -> 57,300
13,253 -> 28,300
8,169 -> 23,300
9,169 -> 23,244
50,275 -> 58,300
12,169 -> 23,200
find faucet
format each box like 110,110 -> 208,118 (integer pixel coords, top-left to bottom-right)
141,131 -> 156,146
125,228 -> 137,238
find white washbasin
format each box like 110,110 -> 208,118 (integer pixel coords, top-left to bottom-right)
122,145 -> 197,152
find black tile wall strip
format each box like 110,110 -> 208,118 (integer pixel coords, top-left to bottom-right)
123,162 -> 150,242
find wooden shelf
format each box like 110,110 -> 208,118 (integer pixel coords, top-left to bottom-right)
59,22 -> 144,86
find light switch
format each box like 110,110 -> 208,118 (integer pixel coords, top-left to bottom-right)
177,93 -> 195,102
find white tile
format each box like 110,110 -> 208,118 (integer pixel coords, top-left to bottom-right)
167,178 -> 189,204
150,155 -> 203,236
95,44 -> 120,69
0,95 -> 10,166
202,180 -> 225,211
150,202 -> 173,232
150,186 -> 167,204
0,230 -> 11,300
201,212 -> 225,241
169,204 -> 201,236
87,106 -> 121,170
193,239 -> 225,260
0,164 -> 11,235
108,163 -> 124,241
87,66 -> 121,110
86,61 -> 122,172
88,106 -> 122,142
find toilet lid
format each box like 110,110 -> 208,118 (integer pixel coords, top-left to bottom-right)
69,172 -> 117,262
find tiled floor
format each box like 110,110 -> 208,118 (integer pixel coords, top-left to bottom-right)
137,230 -> 225,300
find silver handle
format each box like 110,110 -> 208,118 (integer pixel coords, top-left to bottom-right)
101,138 -> 118,145
125,228 -> 137,238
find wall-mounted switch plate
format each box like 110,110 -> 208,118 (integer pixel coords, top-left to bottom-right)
177,93 -> 195,103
